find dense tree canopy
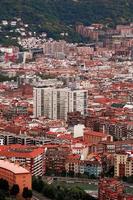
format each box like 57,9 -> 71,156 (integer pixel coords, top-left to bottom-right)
0,0 -> 133,25
32,176 -> 97,200
0,0 -> 133,42
10,184 -> 20,197
22,187 -> 32,200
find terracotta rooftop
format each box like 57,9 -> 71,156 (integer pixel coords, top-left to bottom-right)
0,160 -> 30,174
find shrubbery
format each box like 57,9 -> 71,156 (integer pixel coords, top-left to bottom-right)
32,176 -> 97,200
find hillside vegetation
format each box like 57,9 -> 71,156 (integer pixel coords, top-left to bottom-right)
0,0 -> 133,40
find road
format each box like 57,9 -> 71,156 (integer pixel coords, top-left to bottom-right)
33,191 -> 51,200
43,175 -> 98,184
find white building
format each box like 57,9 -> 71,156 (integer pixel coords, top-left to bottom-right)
0,139 -> 4,145
33,87 -> 88,120
73,124 -> 85,138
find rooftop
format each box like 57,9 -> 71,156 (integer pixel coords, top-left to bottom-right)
0,159 -> 30,174
0,144 -> 44,158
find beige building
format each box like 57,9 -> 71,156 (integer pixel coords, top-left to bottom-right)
43,40 -> 69,59
114,152 -> 133,177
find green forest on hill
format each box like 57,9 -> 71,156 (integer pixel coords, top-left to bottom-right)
0,0 -> 133,41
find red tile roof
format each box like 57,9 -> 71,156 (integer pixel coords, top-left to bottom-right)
0,145 -> 44,158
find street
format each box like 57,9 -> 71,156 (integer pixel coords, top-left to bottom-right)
43,175 -> 98,184
33,191 -> 51,200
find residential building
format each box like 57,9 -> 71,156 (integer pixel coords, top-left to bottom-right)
114,152 -> 133,177
73,124 -> 85,138
33,87 -> 88,120
0,145 -> 45,176
80,160 -> 102,177
0,160 -> 31,199
84,128 -> 107,143
71,143 -> 88,160
67,111 -> 84,126
65,154 -> 81,174
99,178 -> 133,200
45,145 -> 70,174
43,40 -> 69,59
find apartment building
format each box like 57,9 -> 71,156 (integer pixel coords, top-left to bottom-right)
45,145 -> 70,174
0,145 -> 45,176
99,178 -> 133,200
33,87 -> 88,120
0,160 -> 31,199
65,154 -> 81,174
114,152 -> 133,177
43,40 -> 69,59
79,160 -> 102,177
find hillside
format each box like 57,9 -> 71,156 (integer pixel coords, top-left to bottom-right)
0,0 -> 133,41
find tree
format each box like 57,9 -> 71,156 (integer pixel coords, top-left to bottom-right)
43,184 -> 56,199
36,179 -> 44,193
55,187 -> 65,200
0,190 -> 6,200
61,170 -> 66,177
32,176 -> 38,191
10,184 -> 20,198
68,171 -> 74,177
89,174 -> 96,179
122,176 -> 127,182
27,190 -> 32,199
127,175 -> 133,183
22,188 -> 28,200
32,176 -> 98,200
73,187 -> 84,200
105,166 -> 114,177
32,176 -> 44,193
0,178 -> 9,192
22,187 -> 32,200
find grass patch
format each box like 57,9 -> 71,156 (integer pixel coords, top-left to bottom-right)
125,186 -> 133,194
54,181 -> 98,191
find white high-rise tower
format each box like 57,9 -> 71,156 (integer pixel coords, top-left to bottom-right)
33,87 -> 88,120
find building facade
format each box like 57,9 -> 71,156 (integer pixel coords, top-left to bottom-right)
45,145 -> 70,175
114,152 -> 133,177
43,40 -> 69,59
0,145 -> 45,176
33,87 -> 88,120
99,178 -> 133,200
0,160 -> 31,199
